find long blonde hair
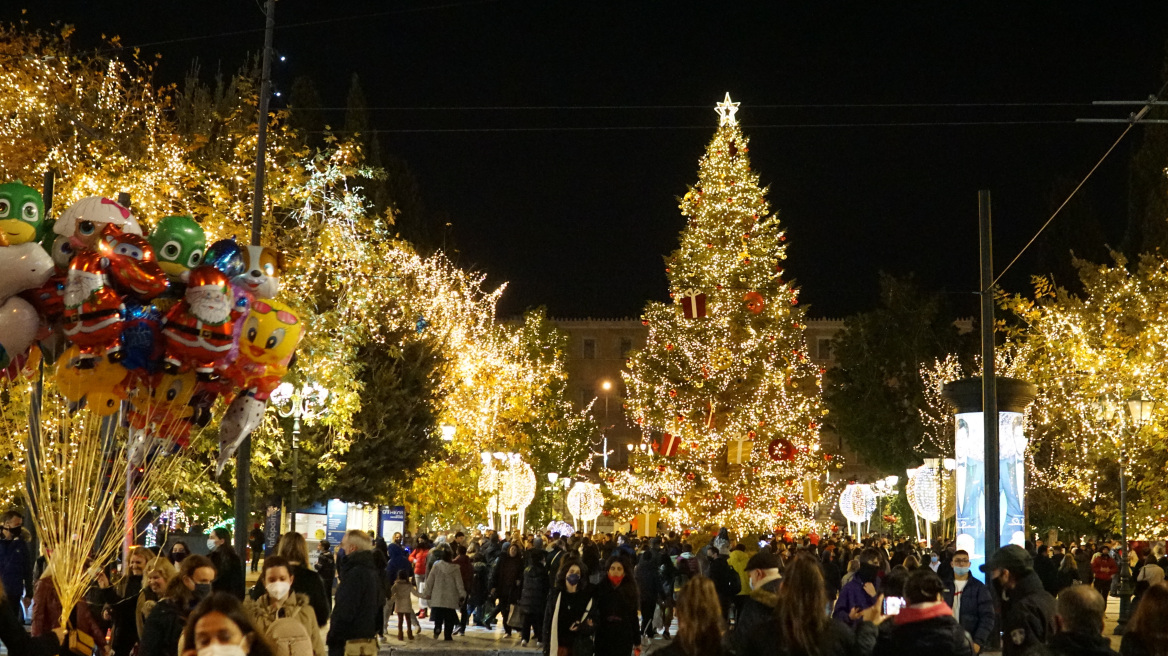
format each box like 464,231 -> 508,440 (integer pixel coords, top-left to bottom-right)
675,577 -> 723,656
277,532 -> 308,565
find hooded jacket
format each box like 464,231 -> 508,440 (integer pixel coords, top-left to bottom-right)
326,550 -> 385,646
244,591 -> 326,656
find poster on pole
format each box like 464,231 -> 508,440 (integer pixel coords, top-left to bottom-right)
379,506 -> 406,541
954,411 -> 1027,580
326,499 -> 348,547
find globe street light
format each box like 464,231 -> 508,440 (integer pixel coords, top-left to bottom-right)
270,382 -> 330,532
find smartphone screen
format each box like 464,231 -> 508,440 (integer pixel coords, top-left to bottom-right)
882,596 -> 906,615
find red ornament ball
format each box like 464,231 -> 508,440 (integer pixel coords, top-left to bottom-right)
768,438 -> 797,461
658,465 -> 666,472
686,473 -> 695,481
659,497 -> 668,506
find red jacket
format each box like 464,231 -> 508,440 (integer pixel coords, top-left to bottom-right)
31,576 -> 106,649
1092,556 -> 1118,581
412,549 -> 430,575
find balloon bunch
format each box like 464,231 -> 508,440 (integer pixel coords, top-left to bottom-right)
0,184 -> 303,474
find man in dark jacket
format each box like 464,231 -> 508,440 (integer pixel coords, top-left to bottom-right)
728,550 -> 782,654
985,544 -> 1056,656
207,527 -> 245,600
316,540 -> 336,599
634,550 -> 661,638
0,511 -> 33,622
706,546 -> 741,621
518,550 -> 549,646
327,530 -> 385,656
1034,545 -> 1059,596
1045,583 -> 1118,656
453,545 -> 473,635
941,549 -> 995,654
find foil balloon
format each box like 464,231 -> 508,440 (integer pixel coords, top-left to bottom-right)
160,266 -> 241,378
55,196 -> 142,250
128,370 -> 199,444
216,392 -> 267,475
0,181 -> 46,245
201,238 -> 245,278
225,299 -> 303,398
149,215 -> 205,283
56,345 -> 129,415
0,241 -> 54,301
0,297 -> 40,370
62,250 -> 125,364
235,245 -> 283,300
101,227 -> 170,301
120,300 -> 163,372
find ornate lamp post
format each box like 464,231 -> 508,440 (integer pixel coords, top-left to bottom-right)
270,382 -> 330,532
1097,390 -> 1155,634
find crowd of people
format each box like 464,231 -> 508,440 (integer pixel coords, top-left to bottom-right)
0,508 -> 1164,656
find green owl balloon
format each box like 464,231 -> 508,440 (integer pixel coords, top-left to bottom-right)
149,215 -> 206,281
0,181 -> 46,245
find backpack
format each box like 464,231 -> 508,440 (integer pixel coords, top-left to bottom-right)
267,612 -> 314,656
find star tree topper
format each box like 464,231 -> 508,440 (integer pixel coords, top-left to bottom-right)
715,92 -> 740,126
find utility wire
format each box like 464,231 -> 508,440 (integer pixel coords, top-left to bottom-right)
302,102 -> 1090,111
989,83 -> 1168,289
101,0 -> 502,52
312,120 -> 1077,133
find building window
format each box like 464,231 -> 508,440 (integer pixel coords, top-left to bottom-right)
817,338 -> 833,361
583,338 -> 596,359
620,338 -> 633,359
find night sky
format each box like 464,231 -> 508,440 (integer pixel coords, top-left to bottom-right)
12,1 -> 1168,318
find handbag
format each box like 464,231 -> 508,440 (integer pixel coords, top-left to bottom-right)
66,627 -> 98,656
572,597 -> 595,656
343,638 -> 379,656
507,603 -> 525,628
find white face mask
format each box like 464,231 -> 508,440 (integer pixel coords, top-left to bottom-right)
197,642 -> 247,656
207,538 -> 218,551
267,580 -> 291,601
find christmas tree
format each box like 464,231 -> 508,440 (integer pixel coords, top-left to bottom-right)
606,94 -> 833,534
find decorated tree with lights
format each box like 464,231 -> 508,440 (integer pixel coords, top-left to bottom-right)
607,95 -> 833,533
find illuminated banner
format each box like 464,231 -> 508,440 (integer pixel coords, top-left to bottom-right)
942,376 -> 1036,582
954,410 -> 1027,579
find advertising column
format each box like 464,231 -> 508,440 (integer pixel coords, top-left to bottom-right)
942,377 -> 1036,580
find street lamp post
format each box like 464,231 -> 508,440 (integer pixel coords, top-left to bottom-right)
1098,390 -> 1156,634
271,382 -> 330,533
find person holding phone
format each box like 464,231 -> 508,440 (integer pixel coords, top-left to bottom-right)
871,568 -> 973,656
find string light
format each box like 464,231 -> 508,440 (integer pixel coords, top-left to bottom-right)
605,94 -> 835,533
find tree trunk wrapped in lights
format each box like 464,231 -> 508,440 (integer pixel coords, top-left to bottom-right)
606,95 -> 835,534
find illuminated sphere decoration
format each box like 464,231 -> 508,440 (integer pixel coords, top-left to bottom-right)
478,454 -> 537,514
906,466 -> 942,522
838,483 -> 877,525
566,482 -> 605,523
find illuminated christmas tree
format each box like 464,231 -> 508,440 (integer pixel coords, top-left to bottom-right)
606,94 -> 833,534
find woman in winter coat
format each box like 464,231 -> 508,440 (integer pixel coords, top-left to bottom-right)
423,547 -> 466,641
593,555 -> 639,656
1055,554 -> 1081,595
411,539 -> 432,619
542,558 -> 594,656
872,568 -> 973,656
140,555 -> 217,656
97,546 -> 152,656
1121,581 -> 1168,656
742,554 -> 867,656
518,550 -> 550,647
242,556 -> 325,656
137,556 -> 177,638
248,532 -> 331,627
490,543 -> 525,637
634,550 -> 661,639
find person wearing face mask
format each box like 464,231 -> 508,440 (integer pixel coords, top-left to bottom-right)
940,550 -> 994,654
870,568 -> 974,656
207,529 -> 246,601
983,544 -> 1055,655
138,557 -> 178,639
180,591 -> 276,656
0,510 -> 34,622
594,555 -> 639,656
542,559 -> 594,656
832,547 -> 883,627
242,555 -> 324,656
170,542 -> 191,565
726,550 -> 781,653
98,545 -> 154,656
141,554 -> 217,656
